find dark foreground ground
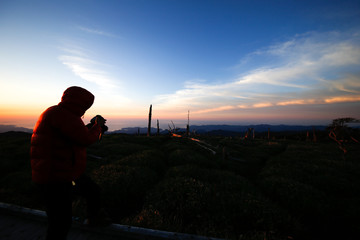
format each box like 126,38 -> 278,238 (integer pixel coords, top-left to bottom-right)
0,202 -> 222,240
1,131 -> 360,239
0,206 -> 121,240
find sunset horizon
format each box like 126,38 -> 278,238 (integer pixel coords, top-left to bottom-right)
0,111 -> 356,132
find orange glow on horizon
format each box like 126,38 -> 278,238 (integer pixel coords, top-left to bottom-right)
1,96 -> 359,130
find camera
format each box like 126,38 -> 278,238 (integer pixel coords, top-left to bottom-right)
86,115 -> 108,133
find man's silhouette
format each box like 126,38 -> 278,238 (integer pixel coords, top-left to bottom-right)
31,86 -> 107,240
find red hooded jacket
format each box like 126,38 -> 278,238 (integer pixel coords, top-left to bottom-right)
30,86 -> 102,184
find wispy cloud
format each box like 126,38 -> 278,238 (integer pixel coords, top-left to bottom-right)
153,30 -> 360,117
59,48 -> 118,89
193,105 -> 236,114
253,102 -> 274,108
324,95 -> 360,103
77,26 -> 121,38
276,99 -> 315,106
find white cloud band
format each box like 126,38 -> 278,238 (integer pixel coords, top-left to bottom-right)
153,30 -> 360,116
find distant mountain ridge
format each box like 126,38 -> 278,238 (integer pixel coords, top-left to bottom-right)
0,125 -> 33,133
190,124 -> 327,133
0,124 -> 329,135
110,124 -> 328,135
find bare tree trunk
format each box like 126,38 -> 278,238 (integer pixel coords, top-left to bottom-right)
157,119 -> 160,136
186,110 -> 190,137
222,147 -> 228,161
147,104 -> 152,137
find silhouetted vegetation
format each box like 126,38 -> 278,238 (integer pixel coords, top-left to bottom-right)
1,129 -> 360,240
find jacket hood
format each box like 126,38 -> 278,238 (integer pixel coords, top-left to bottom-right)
58,86 -> 95,116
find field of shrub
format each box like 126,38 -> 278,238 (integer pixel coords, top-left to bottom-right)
0,131 -> 359,240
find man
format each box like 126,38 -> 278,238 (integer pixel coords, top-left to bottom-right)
31,86 -> 107,240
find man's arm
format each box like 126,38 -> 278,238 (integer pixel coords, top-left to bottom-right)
56,113 -> 102,146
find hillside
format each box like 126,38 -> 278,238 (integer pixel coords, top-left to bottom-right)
1,131 -> 360,240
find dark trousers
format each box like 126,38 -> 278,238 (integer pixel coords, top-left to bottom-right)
37,175 -> 101,240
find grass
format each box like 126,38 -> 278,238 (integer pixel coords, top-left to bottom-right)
257,141 -> 360,239
1,131 -> 360,240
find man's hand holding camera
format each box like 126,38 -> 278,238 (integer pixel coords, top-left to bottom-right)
95,116 -> 107,132
86,115 -> 108,139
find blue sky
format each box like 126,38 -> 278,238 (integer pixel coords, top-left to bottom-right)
1,0 -> 360,130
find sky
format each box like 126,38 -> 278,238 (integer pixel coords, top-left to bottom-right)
1,0 -> 360,131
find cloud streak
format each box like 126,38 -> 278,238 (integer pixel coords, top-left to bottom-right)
153,30 -> 360,119
59,53 -> 117,89
77,26 -> 121,38
58,24 -> 125,89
